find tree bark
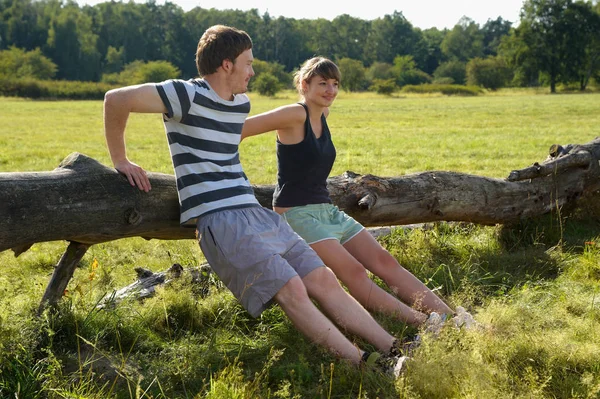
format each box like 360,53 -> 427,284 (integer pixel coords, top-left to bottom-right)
2,138 -> 600,256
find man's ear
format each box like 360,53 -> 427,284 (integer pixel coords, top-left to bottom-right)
221,59 -> 233,73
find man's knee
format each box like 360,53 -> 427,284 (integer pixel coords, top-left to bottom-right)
274,276 -> 310,308
303,266 -> 342,295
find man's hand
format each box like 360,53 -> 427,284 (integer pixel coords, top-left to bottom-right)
114,159 -> 151,192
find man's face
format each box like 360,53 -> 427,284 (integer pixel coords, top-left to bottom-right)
230,49 -> 255,94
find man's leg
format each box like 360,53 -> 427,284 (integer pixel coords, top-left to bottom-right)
274,275 -> 363,364
302,267 -> 396,354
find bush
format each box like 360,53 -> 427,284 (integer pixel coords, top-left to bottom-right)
137,61 -> 181,83
370,78 -> 397,95
337,57 -> 366,92
399,69 -> 432,86
433,61 -> 467,85
432,77 -> 455,84
250,59 -> 291,91
401,84 -> 482,96
466,57 -> 512,90
366,62 -> 394,81
0,78 -> 117,99
392,55 -> 432,87
101,60 -> 180,85
0,47 -> 57,80
253,72 -> 281,96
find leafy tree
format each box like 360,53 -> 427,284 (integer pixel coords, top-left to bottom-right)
466,56 -> 512,89
1,0 -> 48,50
0,46 -> 57,79
330,15 -> 370,61
441,16 -> 484,61
366,11 -> 423,65
481,17 -> 513,56
516,0 -> 594,92
337,57 -> 365,91
306,18 -> 337,59
253,72 -> 281,96
46,2 -> 101,81
562,1 -> 600,90
498,25 -> 540,87
419,27 -> 447,75
433,60 -> 466,84
263,16 -> 310,72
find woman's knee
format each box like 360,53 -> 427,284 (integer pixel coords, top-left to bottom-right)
370,249 -> 403,278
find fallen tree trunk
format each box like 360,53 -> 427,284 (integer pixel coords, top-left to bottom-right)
2,138 -> 599,310
2,138 -> 600,255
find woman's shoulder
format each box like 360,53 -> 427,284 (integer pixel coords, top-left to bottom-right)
273,103 -> 307,122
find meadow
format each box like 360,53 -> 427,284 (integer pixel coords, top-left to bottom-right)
0,90 -> 599,398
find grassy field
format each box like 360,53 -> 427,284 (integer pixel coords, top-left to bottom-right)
1,90 -> 600,398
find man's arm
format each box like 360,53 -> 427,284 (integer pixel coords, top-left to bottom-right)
104,83 -> 167,192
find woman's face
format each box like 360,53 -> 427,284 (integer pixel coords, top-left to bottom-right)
303,75 -> 339,107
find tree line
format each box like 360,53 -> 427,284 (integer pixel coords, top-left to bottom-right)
0,0 -> 599,94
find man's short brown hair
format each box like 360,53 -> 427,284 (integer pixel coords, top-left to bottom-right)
196,25 -> 253,77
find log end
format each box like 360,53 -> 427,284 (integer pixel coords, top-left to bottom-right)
507,170 -> 520,182
135,267 -> 155,279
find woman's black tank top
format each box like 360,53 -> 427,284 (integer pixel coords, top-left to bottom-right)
272,103 -> 336,207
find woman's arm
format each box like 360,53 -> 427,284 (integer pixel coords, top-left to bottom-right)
241,104 -> 305,141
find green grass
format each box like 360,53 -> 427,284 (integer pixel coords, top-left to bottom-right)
1,91 -> 600,398
2,89 -> 598,180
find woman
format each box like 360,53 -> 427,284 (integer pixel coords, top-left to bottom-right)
242,56 -> 459,329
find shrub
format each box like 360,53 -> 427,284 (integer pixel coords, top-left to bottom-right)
0,78 -> 117,99
433,61 -> 467,85
366,62 -> 394,81
392,55 -> 432,87
337,57 -> 366,92
370,78 -> 397,95
101,60 -> 180,85
432,77 -> 455,85
253,72 -> 281,96
467,57 -> 512,90
401,84 -> 482,96
137,61 -> 181,83
0,47 -> 57,80
250,59 -> 291,91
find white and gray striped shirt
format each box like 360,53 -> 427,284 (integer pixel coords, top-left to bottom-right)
156,79 -> 259,225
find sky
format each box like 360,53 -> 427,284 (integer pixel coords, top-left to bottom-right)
77,0 -> 526,30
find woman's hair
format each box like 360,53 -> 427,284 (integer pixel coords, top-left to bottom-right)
196,25 -> 253,77
293,57 -> 341,95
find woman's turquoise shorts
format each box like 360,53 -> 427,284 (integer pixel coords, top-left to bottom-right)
282,203 -> 364,245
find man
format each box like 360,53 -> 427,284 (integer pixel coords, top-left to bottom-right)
103,24 -> 405,373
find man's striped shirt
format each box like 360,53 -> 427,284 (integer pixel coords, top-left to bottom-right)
155,79 -> 259,225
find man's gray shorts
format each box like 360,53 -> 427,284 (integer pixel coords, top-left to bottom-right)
197,206 -> 324,317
